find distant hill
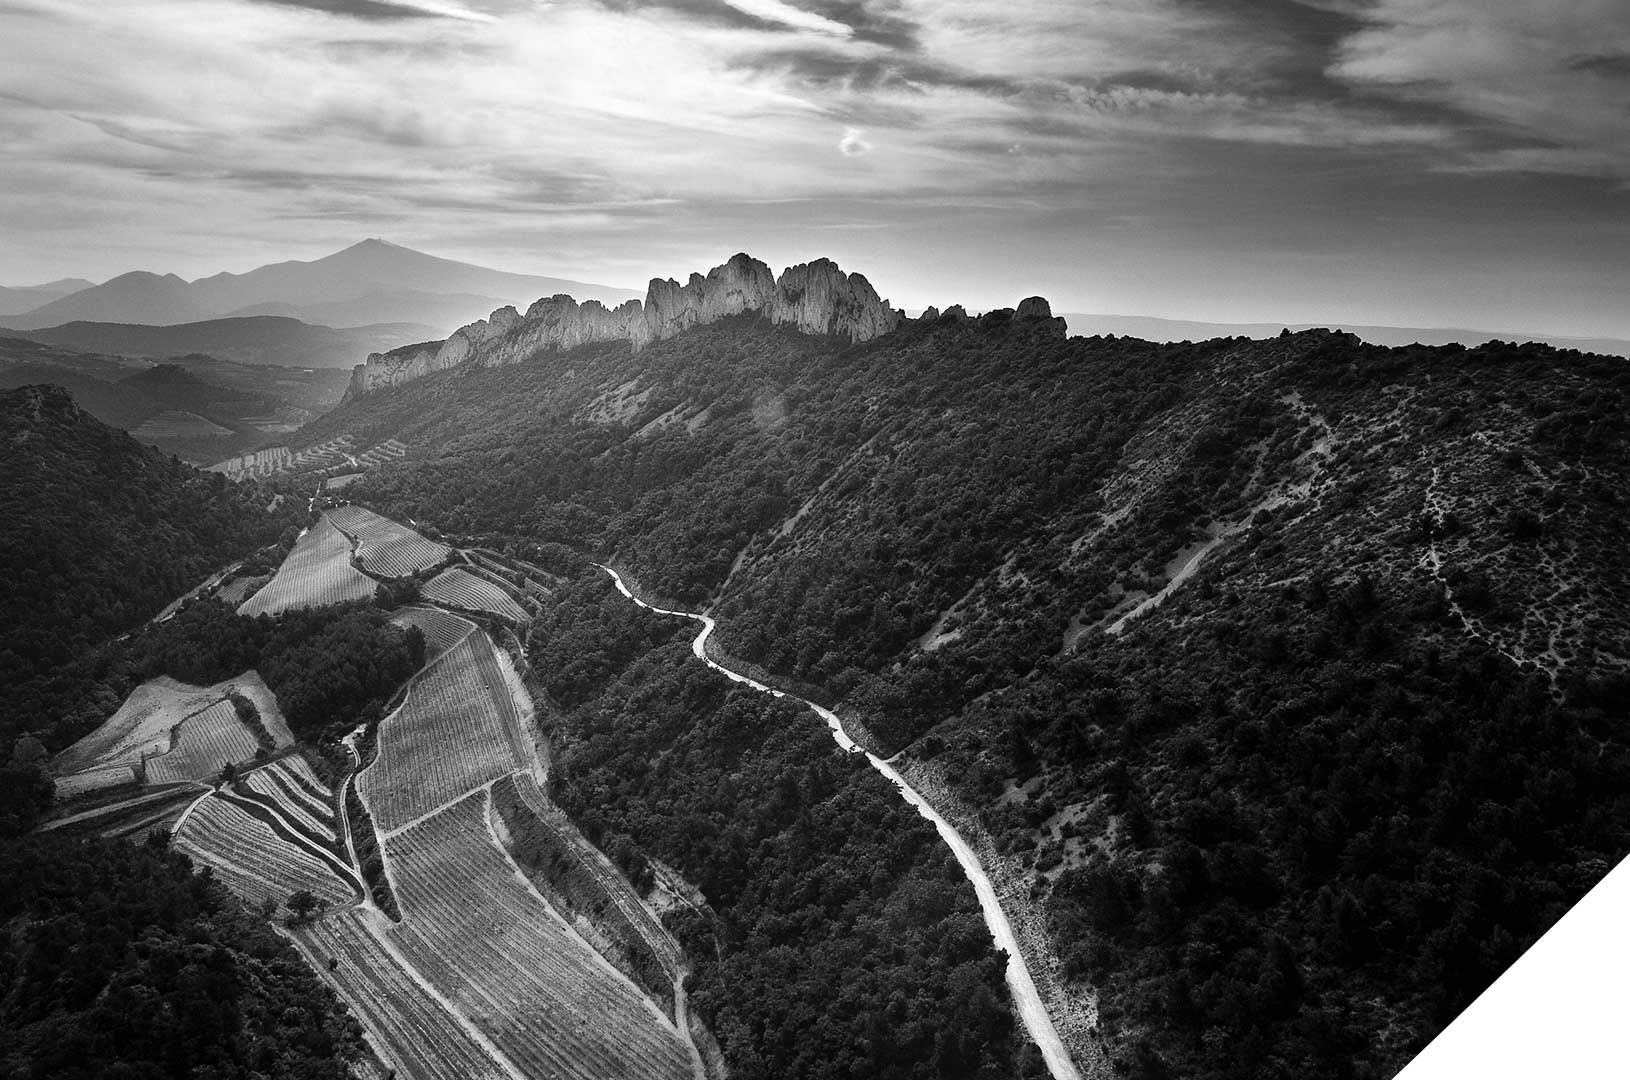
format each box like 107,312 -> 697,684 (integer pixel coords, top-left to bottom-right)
0,333 -> 350,462
0,385 -> 295,690
119,362 -> 278,416
2,239 -> 643,335
1061,312 -> 1630,358
0,278 -> 94,316
13,314 -> 437,369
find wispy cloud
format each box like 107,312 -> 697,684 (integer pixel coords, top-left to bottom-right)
1327,0 -> 1630,176
0,0 -> 1624,338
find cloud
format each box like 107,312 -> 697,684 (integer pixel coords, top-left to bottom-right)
838,125 -> 872,155
719,0 -> 852,36
255,0 -> 496,20
1327,0 -> 1630,177
0,0 -> 1624,344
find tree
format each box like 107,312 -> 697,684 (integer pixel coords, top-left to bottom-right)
287,888 -> 321,923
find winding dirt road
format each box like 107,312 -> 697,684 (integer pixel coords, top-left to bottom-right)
600,566 -> 1083,1080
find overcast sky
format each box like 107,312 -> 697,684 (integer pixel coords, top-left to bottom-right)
1,0 -> 1626,335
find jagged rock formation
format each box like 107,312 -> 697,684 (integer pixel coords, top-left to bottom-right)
347,253 -> 909,398
345,253 -> 1072,400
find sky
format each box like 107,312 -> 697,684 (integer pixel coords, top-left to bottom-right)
0,0 -> 1626,336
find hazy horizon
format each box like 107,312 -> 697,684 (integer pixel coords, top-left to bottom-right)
2,1 -> 1627,338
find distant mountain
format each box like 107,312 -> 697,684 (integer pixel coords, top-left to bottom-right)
0,277 -> 95,316
14,315 -> 438,369
1061,312 -> 1630,358
228,289 -> 522,332
1,240 -> 643,335
119,362 -> 277,416
11,271 -> 214,328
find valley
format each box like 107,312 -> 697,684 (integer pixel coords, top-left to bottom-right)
36,506 -> 709,1080
5,267 -> 1628,1080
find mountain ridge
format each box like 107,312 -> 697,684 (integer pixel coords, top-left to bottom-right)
0,240 -> 642,334
1061,312 -> 1630,359
345,251 -> 1061,398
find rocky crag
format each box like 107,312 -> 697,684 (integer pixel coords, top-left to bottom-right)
346,253 -> 1064,399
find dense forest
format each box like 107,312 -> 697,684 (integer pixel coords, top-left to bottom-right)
3,599 -> 423,757
0,831 -> 367,1079
0,384 -> 302,702
321,313 -> 1630,1077
532,577 -> 1028,1080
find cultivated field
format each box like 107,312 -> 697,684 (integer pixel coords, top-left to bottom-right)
291,907 -> 514,1080
358,631 -> 527,833
238,515 -> 376,616
356,438 -> 408,468
384,791 -> 692,1080
54,671 -> 288,786
38,785 -> 202,836
243,758 -> 339,845
390,606 -> 477,663
327,504 -> 451,578
52,763 -> 139,799
175,795 -> 356,910
421,567 -> 530,623
230,671 -> 297,746
285,435 -> 356,472
146,698 -> 263,784
131,410 -> 234,439
54,676 -> 225,774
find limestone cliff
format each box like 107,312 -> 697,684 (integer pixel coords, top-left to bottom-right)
348,253 -> 938,397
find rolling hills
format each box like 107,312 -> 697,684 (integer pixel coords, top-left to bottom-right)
14,315 -> 437,370
0,334 -> 354,462
296,301 -> 1630,1079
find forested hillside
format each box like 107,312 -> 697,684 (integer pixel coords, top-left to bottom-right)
0,832 -> 367,1079
311,312 -> 1630,1078
0,385 -> 302,697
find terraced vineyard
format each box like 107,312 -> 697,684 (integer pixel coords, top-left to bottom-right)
244,758 -> 339,844
174,795 -> 356,910
238,515 -> 377,615
291,907 -> 514,1080
421,567 -> 530,623
356,438 -> 409,468
390,606 -> 477,663
358,632 -> 526,833
384,791 -> 692,1080
146,699 -> 262,784
285,434 -> 357,472
327,504 -> 451,578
